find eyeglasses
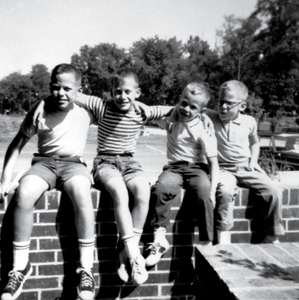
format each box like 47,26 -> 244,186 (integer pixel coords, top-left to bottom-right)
219,101 -> 242,109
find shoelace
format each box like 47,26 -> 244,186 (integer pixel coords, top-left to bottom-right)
76,268 -> 93,288
6,270 -> 24,289
147,242 -> 161,255
131,257 -> 143,275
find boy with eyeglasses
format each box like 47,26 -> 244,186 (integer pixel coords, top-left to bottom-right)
206,80 -> 284,244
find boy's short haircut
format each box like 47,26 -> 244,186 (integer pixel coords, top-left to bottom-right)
219,80 -> 248,102
184,82 -> 211,105
111,69 -> 139,88
51,64 -> 81,85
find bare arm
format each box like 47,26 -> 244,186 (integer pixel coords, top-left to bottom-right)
0,131 -> 30,202
207,156 -> 219,208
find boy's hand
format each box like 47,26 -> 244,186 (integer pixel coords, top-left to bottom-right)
133,101 -> 150,117
0,182 -> 9,203
251,162 -> 266,174
210,193 -> 216,208
201,113 -> 214,136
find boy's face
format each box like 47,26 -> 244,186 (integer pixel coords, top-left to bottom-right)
218,89 -> 247,121
177,89 -> 207,122
112,76 -> 141,112
50,72 -> 80,111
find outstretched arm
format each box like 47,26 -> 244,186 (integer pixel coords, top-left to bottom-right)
0,131 -> 30,202
207,156 -> 219,208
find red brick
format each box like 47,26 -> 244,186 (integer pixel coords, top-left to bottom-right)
288,220 -> 299,230
39,237 -> 60,250
30,251 -> 56,263
290,189 -> 299,205
158,258 -> 195,271
241,188 -> 250,206
146,272 -> 176,284
231,220 -> 249,231
39,212 -> 57,223
35,194 -> 46,209
283,207 -> 299,219
282,189 -> 289,205
38,263 -> 64,276
231,232 -> 252,243
46,190 -> 61,209
25,276 -> 59,289
280,231 -> 299,242
120,285 -> 159,298
161,283 -> 194,296
14,291 -> 38,300
31,224 -> 58,237
234,190 -> 241,206
41,289 -> 67,300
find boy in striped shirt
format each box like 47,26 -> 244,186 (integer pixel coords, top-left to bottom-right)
74,69 -> 170,285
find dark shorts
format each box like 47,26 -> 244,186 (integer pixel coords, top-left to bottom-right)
22,154 -> 92,190
92,153 -> 147,189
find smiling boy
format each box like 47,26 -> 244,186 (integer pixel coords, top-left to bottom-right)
0,64 -> 96,300
145,82 -> 218,267
73,69 -> 170,285
206,80 -> 284,244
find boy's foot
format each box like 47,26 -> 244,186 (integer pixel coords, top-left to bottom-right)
1,261 -> 32,300
117,249 -> 130,283
130,254 -> 148,286
145,237 -> 169,267
76,267 -> 95,300
262,235 -> 280,244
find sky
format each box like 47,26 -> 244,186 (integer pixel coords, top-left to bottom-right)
0,0 -> 258,80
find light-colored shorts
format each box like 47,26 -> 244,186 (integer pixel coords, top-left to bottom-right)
22,154 -> 92,190
92,153 -> 147,189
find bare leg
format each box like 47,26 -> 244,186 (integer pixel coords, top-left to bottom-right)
63,175 -> 94,239
127,176 -> 150,231
13,175 -> 49,242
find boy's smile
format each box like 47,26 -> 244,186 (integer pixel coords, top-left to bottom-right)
178,89 -> 206,122
50,73 -> 80,111
112,76 -> 141,112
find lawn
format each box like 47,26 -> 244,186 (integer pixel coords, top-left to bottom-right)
1,113 -> 298,144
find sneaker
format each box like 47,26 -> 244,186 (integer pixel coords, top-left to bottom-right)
1,261 -> 32,300
145,237 -> 169,267
130,254 -> 148,286
76,267 -> 95,300
117,249 -> 130,283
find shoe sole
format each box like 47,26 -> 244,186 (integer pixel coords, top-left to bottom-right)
10,266 -> 33,300
77,287 -> 95,300
145,248 -> 169,267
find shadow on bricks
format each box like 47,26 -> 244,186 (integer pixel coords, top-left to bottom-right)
0,193 -> 16,289
95,189 -> 139,300
245,190 -> 268,244
56,190 -> 81,299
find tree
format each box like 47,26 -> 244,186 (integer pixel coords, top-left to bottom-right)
251,0 -> 299,113
0,73 -> 34,113
29,64 -> 51,107
71,44 -> 130,98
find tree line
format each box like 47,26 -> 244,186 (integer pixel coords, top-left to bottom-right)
1,0 -> 298,120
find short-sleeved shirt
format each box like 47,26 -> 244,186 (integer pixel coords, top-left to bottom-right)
81,95 -> 166,154
21,103 -> 95,157
155,115 -> 217,164
207,110 -> 259,167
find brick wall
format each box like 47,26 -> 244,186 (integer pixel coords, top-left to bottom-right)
0,187 -> 299,300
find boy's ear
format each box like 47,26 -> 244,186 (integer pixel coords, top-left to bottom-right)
239,102 -> 247,112
201,108 -> 207,114
135,88 -> 141,99
78,86 -> 83,93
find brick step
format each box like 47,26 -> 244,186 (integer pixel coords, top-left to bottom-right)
195,243 -> 299,299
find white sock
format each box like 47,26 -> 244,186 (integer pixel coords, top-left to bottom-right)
133,228 -> 143,248
122,233 -> 140,258
13,240 -> 30,271
153,227 -> 166,243
78,238 -> 94,271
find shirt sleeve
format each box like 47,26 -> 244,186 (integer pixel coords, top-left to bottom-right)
85,96 -> 107,122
